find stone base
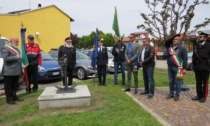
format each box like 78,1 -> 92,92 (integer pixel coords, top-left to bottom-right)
38,85 -> 91,109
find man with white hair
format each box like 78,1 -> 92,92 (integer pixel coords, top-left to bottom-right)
1,37 -> 23,104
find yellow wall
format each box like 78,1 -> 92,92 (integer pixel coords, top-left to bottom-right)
0,6 -> 71,52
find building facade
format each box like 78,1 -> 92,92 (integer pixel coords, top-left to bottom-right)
0,5 -> 74,52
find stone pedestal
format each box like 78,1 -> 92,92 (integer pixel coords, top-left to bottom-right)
38,85 -> 91,109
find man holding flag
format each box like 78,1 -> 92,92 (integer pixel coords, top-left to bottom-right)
1,37 -> 23,104
112,7 -> 126,85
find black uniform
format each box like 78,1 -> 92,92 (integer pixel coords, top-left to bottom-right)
193,41 -> 210,100
58,45 -> 76,85
97,46 -> 108,85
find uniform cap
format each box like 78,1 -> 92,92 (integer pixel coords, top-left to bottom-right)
28,35 -> 34,39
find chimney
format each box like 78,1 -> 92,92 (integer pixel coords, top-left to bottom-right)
38,4 -> 42,8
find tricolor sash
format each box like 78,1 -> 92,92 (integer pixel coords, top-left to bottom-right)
128,42 -> 138,72
169,47 -> 184,79
4,44 -> 20,55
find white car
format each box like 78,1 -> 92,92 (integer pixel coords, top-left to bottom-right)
0,37 -> 9,80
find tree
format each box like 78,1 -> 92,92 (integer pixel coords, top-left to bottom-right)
70,33 -> 80,46
137,0 -> 210,47
77,30 -> 115,49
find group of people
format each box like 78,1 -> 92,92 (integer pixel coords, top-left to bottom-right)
2,31 -> 209,105
2,35 -> 41,104
96,31 -> 210,102
2,36 -> 76,105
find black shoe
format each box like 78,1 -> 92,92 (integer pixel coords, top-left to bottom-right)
103,83 -> 107,86
199,97 -> 206,103
166,94 -> 174,99
33,90 -> 37,93
124,88 -> 130,92
114,82 -> 118,85
7,101 -> 16,105
134,89 -> 138,94
122,83 -> 125,86
147,94 -> 154,99
98,83 -> 102,86
16,98 -> 24,102
192,96 -> 201,100
140,91 -> 149,95
174,96 -> 179,101
26,88 -> 31,93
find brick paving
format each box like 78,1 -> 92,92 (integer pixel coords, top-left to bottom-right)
128,85 -> 210,126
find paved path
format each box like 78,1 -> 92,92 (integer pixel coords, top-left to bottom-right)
127,86 -> 210,126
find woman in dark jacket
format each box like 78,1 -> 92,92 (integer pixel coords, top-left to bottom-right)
58,37 -> 76,86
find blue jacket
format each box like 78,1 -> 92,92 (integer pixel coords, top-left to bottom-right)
163,45 -> 188,69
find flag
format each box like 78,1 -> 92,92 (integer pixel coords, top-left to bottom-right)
91,28 -> 98,70
20,28 -> 29,86
112,7 -> 121,39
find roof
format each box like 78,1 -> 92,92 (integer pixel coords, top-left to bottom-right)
134,32 -> 149,38
1,5 -> 74,21
122,37 -> 130,42
8,9 -> 31,14
186,30 -> 210,36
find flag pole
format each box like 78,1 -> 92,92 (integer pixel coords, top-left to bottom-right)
20,22 -> 30,93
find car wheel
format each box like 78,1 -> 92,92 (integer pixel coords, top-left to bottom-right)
77,68 -> 86,80
189,63 -> 193,70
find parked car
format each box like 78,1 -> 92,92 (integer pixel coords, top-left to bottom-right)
0,37 -> 9,80
49,50 -> 97,80
81,50 -> 119,73
187,52 -> 193,70
37,51 -> 61,81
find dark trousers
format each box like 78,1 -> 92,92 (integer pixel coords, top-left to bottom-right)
194,70 -> 209,99
62,68 -> 73,86
97,64 -> 107,84
143,66 -> 155,95
4,76 -> 19,103
27,64 -> 38,91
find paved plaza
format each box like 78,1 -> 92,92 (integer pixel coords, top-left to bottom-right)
127,86 -> 210,126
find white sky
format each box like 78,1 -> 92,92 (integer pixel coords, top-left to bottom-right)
0,0 -> 209,37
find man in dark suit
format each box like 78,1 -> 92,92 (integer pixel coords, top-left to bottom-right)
58,37 -> 76,86
1,37 -> 23,104
192,31 -> 210,103
138,38 -> 155,99
97,39 -> 108,86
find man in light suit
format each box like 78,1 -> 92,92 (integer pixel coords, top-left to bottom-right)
124,33 -> 140,94
1,37 -> 23,104
138,38 -> 155,99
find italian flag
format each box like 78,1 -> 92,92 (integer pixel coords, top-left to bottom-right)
20,28 -> 29,86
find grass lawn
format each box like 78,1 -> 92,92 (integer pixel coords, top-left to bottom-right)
0,68 -> 195,126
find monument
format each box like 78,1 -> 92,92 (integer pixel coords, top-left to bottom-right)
38,54 -> 91,109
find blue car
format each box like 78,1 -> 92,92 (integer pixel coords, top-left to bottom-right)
37,52 -> 61,81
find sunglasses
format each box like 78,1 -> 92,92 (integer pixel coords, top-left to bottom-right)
198,35 -> 206,38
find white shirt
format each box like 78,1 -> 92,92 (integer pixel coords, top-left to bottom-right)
98,46 -> 102,52
141,47 -> 146,62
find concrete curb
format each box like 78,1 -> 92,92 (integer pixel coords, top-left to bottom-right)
125,91 -> 171,126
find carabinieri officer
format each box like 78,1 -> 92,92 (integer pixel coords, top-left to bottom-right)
192,31 -> 210,103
